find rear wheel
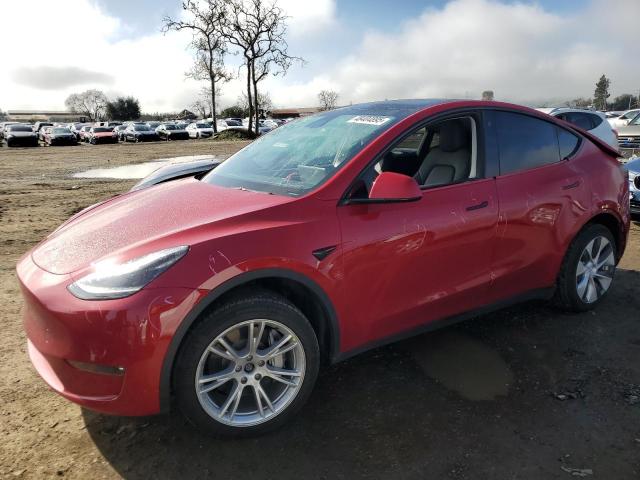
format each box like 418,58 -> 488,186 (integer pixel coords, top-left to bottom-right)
174,291 -> 319,437
554,224 -> 617,311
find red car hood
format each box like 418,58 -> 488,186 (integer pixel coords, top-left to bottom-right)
32,179 -> 291,274
93,132 -> 114,137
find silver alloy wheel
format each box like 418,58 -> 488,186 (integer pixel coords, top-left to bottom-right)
195,319 -> 306,427
575,235 -> 615,304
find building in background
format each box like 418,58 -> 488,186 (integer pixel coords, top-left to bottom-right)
6,110 -> 88,123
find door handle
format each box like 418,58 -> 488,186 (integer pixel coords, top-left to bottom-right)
562,180 -> 580,190
465,200 -> 488,211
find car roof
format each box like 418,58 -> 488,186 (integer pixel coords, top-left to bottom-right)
536,107 -> 605,118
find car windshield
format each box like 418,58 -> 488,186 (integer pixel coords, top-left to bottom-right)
163,124 -> 177,130
134,125 -> 150,131
93,127 -> 111,132
196,123 -> 209,128
53,128 -> 71,134
629,114 -> 640,126
204,108 -> 405,196
9,126 -> 32,132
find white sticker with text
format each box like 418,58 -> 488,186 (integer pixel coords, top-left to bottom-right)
347,115 -> 391,126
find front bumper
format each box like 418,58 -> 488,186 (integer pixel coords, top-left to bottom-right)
168,133 -> 190,140
17,253 -> 206,416
92,136 -> 118,144
7,136 -> 38,147
50,137 -> 77,146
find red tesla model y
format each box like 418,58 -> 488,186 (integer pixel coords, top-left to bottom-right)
17,100 -> 629,436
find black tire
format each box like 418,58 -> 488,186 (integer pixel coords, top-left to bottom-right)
554,223 -> 617,312
173,291 -> 320,437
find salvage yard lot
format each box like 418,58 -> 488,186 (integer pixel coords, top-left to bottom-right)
0,141 -> 639,479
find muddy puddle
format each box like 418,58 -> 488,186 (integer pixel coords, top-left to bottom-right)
72,155 -> 219,179
405,330 -> 513,401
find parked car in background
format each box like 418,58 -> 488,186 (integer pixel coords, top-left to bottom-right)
4,124 -> 39,147
78,126 -> 92,143
537,108 -> 618,149
156,123 -> 189,140
606,111 -> 623,119
224,118 -> 243,126
34,122 -> 54,141
123,124 -> 159,142
87,126 -> 118,144
43,127 -> 78,146
33,122 -> 53,137
17,99 -> 629,437
0,121 -> 20,140
608,109 -> 640,129
70,123 -> 90,141
623,156 -> 640,215
114,125 -> 128,141
186,122 -> 214,139
616,113 -> 640,150
146,121 -> 161,130
130,158 -> 221,191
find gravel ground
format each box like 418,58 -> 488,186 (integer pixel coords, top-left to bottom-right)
0,140 -> 639,479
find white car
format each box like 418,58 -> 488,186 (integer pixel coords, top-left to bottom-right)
537,108 -> 618,149
186,122 -> 214,139
608,109 -> 640,129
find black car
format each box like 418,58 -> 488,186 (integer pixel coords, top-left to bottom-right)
155,123 -> 189,140
123,124 -> 159,142
44,127 -> 78,146
4,124 -> 39,147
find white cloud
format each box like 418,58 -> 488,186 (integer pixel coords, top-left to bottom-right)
267,0 -> 640,107
1,0 -> 638,113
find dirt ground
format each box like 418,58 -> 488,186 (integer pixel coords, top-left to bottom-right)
0,140 -> 639,479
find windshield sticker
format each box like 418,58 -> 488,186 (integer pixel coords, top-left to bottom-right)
347,115 -> 392,126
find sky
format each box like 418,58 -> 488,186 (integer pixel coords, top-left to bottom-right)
1,0 -> 639,113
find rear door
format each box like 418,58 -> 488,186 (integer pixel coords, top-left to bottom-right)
485,110 -> 588,303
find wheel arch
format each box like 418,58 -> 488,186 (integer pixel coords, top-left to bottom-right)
159,268 -> 341,412
581,210 -> 626,261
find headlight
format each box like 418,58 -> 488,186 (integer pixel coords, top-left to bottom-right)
68,246 -> 189,300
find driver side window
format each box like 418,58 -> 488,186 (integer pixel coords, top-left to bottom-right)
350,116 -> 479,199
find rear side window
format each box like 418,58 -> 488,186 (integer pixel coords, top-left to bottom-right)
563,112 -> 592,130
495,112 -> 560,175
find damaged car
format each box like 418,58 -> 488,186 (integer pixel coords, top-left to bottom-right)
17,99 -> 629,437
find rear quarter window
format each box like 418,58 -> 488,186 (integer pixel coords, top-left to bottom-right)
495,111 -> 560,175
557,128 -> 580,159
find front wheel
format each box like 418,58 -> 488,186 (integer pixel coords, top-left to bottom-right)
174,291 -> 320,437
554,224 -> 617,312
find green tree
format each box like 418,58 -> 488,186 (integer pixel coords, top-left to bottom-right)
594,75 -> 611,110
220,105 -> 246,118
609,94 -> 638,111
105,96 -> 141,121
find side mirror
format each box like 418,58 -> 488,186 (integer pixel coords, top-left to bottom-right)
369,171 -> 422,202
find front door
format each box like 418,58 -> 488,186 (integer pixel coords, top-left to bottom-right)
337,114 -> 499,352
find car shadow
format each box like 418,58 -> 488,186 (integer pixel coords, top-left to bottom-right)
83,269 -> 640,479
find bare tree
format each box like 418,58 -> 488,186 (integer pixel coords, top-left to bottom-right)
239,90 -> 273,117
163,1 -> 228,132
64,89 -> 108,121
192,85 -> 221,119
318,90 -> 339,110
224,0 -> 302,134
